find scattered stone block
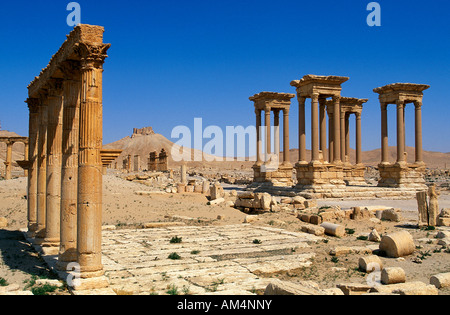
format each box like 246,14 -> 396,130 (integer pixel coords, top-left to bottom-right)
371,281 -> 433,295
177,183 -> 186,194
430,272 -> 450,289
379,231 -> 415,258
416,191 -> 429,226
336,283 -> 372,295
238,191 -> 255,199
264,280 -> 327,295
244,215 -> 258,223
381,267 -> 406,285
0,217 -> 8,228
141,222 -> 186,229
304,200 -> 317,208
209,198 -> 225,206
359,255 -> 383,273
320,222 -> 345,237
300,224 -> 325,236
210,183 -> 224,200
309,215 -> 323,225
369,229 -> 381,242
381,208 -> 402,222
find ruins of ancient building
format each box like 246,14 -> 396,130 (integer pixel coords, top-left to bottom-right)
290,75 -> 349,189
374,83 -> 429,189
148,149 -> 169,172
249,92 -> 294,187
0,136 -> 28,179
250,75 -> 430,199
25,24 -> 110,290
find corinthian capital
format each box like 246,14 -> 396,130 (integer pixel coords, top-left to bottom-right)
74,42 -> 111,69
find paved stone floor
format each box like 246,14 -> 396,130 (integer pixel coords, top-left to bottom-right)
102,224 -> 322,295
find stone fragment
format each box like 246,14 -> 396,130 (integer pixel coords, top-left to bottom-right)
0,217 -> 8,228
309,215 -> 323,225
381,267 -> 406,285
381,208 -> 402,222
430,272 -> 450,289
244,215 -> 258,223
368,229 -> 381,242
210,183 -> 224,200
237,191 -> 255,199
359,255 -> 383,273
304,200 -> 317,208
336,283 -> 372,295
264,280 -> 326,295
379,231 -> 415,258
416,191 -> 429,226
320,222 -> 345,237
300,224 -> 325,236
428,185 -> 439,226
209,198 -> 225,206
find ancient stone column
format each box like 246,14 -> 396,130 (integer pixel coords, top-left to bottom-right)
333,96 -> 341,164
414,101 -> 424,164
26,99 -> 40,236
396,100 -> 406,164
265,108 -> 271,158
24,142 -> 29,177
298,96 -> 307,164
255,109 -> 262,165
356,112 -> 362,165
311,94 -> 320,163
340,108 -> 346,163
345,113 -> 350,164
283,108 -> 290,166
134,155 -> 140,172
5,141 -> 13,180
36,97 -> 48,240
328,114 -> 334,163
77,42 -> 110,278
58,77 -> 81,269
274,109 -> 280,157
319,99 -> 327,162
43,80 -> 64,248
381,103 -> 389,164
181,164 -> 187,184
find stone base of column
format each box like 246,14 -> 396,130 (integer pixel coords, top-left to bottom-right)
377,163 -> 427,189
343,164 -> 367,186
295,162 -> 345,189
252,164 -> 294,187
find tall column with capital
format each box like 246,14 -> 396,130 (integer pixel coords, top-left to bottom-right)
328,114 -> 334,163
356,112 -> 362,165
5,141 -> 13,180
265,108 -> 271,160
274,109 -> 280,159
26,99 -> 40,236
319,99 -> 327,162
396,100 -> 406,164
381,103 -> 389,164
345,113 -> 350,164
298,96 -> 307,164
76,42 -> 110,278
36,97 -> 48,240
333,96 -> 341,164
43,80 -> 64,248
283,108 -> 291,166
340,109 -> 346,163
414,101 -> 424,164
58,76 -> 81,269
255,109 -> 262,165
311,94 -> 320,163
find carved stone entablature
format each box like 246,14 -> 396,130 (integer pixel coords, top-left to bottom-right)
374,83 -> 430,105
27,24 -> 110,98
249,92 -> 295,111
291,75 -> 349,98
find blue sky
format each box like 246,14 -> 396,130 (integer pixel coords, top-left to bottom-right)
1,0 -> 449,153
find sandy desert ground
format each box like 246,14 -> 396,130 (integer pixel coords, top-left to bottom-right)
1,171 -> 449,295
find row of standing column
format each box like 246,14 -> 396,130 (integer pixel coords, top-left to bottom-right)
380,100 -> 424,165
255,108 -> 290,166
298,95 -> 342,165
27,60 -> 105,278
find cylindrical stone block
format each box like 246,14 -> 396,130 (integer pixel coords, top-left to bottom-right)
359,255 -> 383,273
430,272 -> 450,289
177,183 -> 186,194
320,222 -> 345,237
379,231 -> 415,258
382,267 -> 406,285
